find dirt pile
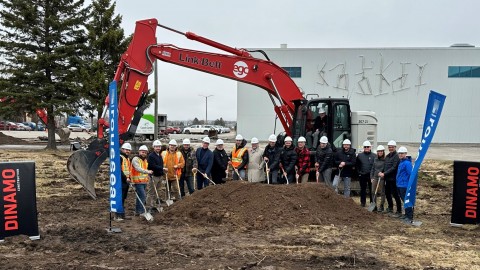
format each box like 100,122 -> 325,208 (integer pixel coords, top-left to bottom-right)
0,131 -> 28,144
158,181 -> 379,230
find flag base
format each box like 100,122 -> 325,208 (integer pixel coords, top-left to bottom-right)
106,227 -> 122,233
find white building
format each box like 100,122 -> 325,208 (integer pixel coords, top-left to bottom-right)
237,46 -> 480,143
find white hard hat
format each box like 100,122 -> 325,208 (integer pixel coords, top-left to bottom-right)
319,136 -> 328,144
284,136 -> 293,142
319,108 -> 326,114
235,134 -> 243,140
398,146 -> 408,153
202,137 -> 210,143
121,143 -> 132,150
342,139 -> 351,145
251,137 -> 259,144
268,134 -> 277,142
388,140 -> 397,146
152,140 -> 161,147
376,145 -> 385,151
168,139 -> 177,146
298,136 -> 306,142
182,138 -> 191,145
139,145 -> 148,151
363,140 -> 372,147
215,139 -> 224,145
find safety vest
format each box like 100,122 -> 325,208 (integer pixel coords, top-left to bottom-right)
231,146 -> 247,168
130,157 -> 149,183
161,151 -> 183,180
120,155 -> 131,178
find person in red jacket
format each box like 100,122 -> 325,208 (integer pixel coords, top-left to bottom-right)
295,136 -> 310,183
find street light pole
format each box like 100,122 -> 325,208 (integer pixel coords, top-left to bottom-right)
199,94 -> 213,124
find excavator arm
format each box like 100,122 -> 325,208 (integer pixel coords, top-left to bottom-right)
67,18 -> 305,198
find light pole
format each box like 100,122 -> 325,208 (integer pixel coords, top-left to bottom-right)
199,94 -> 213,124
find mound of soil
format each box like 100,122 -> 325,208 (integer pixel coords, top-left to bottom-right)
158,181 -> 379,230
0,131 -> 29,144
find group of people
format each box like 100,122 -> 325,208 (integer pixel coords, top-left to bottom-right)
115,133 -> 415,224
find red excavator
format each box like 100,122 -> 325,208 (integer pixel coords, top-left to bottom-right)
67,18 -> 376,198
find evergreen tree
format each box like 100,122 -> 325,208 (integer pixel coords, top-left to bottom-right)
0,0 -> 88,149
214,117 -> 226,126
79,0 -> 128,124
192,117 -> 201,125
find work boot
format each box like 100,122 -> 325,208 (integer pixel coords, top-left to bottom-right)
378,205 -> 384,213
113,213 -> 124,222
361,203 -> 366,207
385,207 -> 393,214
390,211 -> 402,218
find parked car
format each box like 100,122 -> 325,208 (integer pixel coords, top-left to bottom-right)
212,125 -> 223,134
16,123 -> 32,131
23,122 -> 36,130
165,126 -> 182,134
0,121 -> 19,130
220,126 -> 231,133
67,124 -> 89,132
36,122 -> 46,131
183,125 -> 215,135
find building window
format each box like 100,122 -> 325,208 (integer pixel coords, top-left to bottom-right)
448,66 -> 480,78
282,67 -> 302,78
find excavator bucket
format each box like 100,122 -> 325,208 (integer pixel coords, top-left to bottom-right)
67,138 -> 108,199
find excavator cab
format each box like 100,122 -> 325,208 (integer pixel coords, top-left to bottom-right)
292,98 -> 352,150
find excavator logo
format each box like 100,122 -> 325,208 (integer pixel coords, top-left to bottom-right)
233,61 -> 249,78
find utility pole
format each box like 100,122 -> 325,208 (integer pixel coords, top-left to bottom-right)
154,60 -> 158,140
199,94 -> 213,124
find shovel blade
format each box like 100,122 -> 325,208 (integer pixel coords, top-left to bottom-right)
143,212 -> 154,222
368,202 -> 377,212
165,199 -> 174,206
67,138 -> 109,199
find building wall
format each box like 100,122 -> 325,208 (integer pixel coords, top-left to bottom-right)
237,47 -> 480,143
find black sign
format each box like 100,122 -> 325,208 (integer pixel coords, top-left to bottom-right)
451,161 -> 480,224
0,162 -> 39,241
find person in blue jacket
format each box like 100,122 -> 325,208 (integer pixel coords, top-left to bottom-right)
396,146 -> 414,223
196,136 -> 214,190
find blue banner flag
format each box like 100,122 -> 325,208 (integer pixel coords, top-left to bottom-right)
404,90 -> 446,208
109,81 -> 123,213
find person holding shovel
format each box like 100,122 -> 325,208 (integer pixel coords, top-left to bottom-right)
131,145 -> 153,216
146,140 -> 164,213
279,136 -> 297,184
356,140 -> 376,207
333,139 -> 356,198
161,140 -> 185,200
212,139 -> 229,184
315,136 -> 334,187
179,138 -> 197,196
247,137 -> 265,182
370,145 -> 386,212
114,142 -> 132,221
195,137 -> 213,189
396,146 -> 414,223
229,134 -> 249,180
263,134 -> 281,184
295,136 -> 310,183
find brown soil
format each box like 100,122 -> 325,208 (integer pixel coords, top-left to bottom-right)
0,131 -> 30,144
0,150 -> 478,270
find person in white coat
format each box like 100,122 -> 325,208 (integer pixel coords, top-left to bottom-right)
247,137 -> 265,182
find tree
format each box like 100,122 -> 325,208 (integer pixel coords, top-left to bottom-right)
192,117 -> 201,125
79,0 -> 129,126
0,0 -> 88,149
214,117 -> 226,127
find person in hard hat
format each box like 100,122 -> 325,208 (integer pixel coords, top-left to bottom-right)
295,136 -> 310,183
131,145 -> 153,216
306,108 -> 328,150
356,140 -> 376,207
229,134 -> 249,180
396,146 -> 414,223
146,140 -> 164,212
371,145 -> 386,212
262,134 -> 281,184
179,138 -> 198,196
195,137 -> 213,189
161,140 -> 185,199
115,142 -> 132,221
333,139 -> 356,197
247,137 -> 265,183
212,139 -> 229,184
315,136 -> 334,188
279,136 -> 298,184
379,140 -> 401,215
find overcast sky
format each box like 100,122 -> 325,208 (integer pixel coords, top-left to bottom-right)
114,0 -> 478,121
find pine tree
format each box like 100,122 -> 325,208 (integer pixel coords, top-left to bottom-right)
79,0 -> 128,124
0,0 -> 88,149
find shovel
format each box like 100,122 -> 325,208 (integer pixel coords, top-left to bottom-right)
152,179 -> 163,213
175,169 -> 182,200
281,166 -> 289,185
316,169 -> 320,183
265,161 -> 270,185
295,167 -> 299,184
164,175 -> 174,206
129,183 -> 154,222
200,171 -> 216,185
368,177 -> 381,212
193,170 -> 197,191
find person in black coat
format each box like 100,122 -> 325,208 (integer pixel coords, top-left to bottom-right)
262,134 -> 281,184
212,139 -> 229,184
279,136 -> 297,184
315,136 -> 334,188
333,139 -> 356,197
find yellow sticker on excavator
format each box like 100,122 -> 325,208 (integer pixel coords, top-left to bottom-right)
134,80 -> 142,90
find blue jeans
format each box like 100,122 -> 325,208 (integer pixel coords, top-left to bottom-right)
134,184 -> 147,214
397,187 -> 413,220
179,174 -> 194,196
197,173 -> 209,190
333,176 -> 351,198
232,169 -> 246,180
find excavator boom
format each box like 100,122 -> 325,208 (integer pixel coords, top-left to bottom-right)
67,18 -> 305,198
